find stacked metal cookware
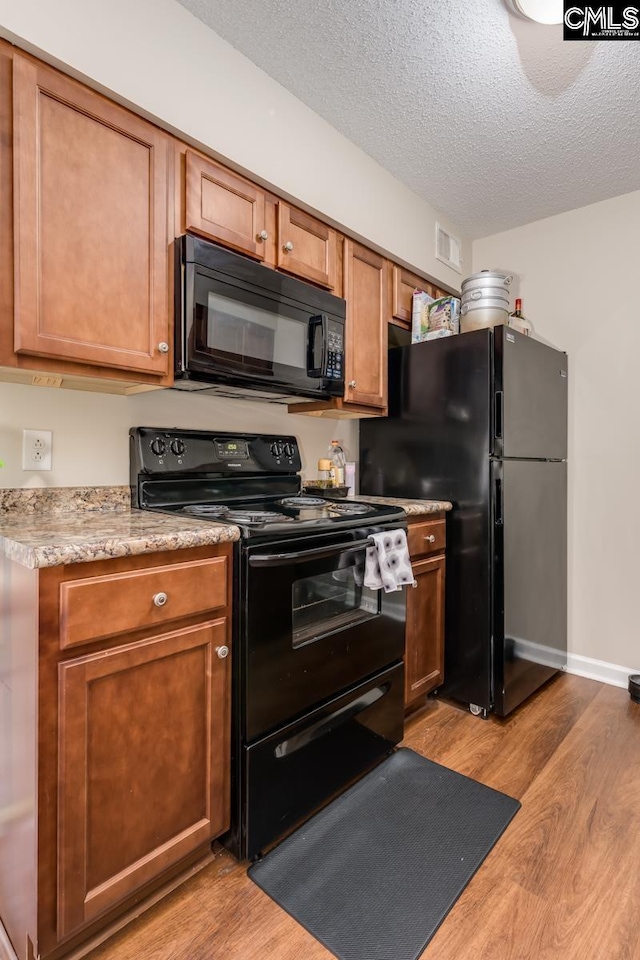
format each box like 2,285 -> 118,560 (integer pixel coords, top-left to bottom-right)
460,270 -> 512,332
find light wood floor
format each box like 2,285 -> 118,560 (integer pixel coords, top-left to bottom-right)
83,674 -> 640,960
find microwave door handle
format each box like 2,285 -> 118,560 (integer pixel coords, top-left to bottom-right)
249,538 -> 371,567
306,315 -> 324,378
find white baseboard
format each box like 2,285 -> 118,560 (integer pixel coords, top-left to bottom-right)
565,653 -> 638,689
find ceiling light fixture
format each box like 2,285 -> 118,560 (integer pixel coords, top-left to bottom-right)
505,0 -> 563,24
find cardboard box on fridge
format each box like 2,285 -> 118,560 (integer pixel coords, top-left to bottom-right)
428,297 -> 460,335
412,292 -> 461,342
411,290 -> 435,343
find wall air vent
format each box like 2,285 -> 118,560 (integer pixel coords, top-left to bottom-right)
435,223 -> 462,273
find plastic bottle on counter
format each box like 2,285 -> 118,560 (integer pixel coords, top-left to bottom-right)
317,458 -> 333,486
344,462 -> 356,497
328,440 -> 346,487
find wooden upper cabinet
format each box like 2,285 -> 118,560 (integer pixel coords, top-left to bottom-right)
392,266 -> 437,326
343,239 -> 389,410
185,150 -> 267,260
276,202 -> 337,289
12,54 -> 171,376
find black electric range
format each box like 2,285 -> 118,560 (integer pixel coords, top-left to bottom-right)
130,427 -> 407,860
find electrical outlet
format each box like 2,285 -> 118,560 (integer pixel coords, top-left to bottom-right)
22,429 -> 53,471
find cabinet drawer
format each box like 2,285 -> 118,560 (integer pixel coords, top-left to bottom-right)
407,520 -> 446,560
59,556 -> 228,649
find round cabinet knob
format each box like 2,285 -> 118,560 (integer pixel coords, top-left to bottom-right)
170,439 -> 186,456
257,230 -> 269,241
216,645 -> 230,660
424,534 -> 436,543
158,342 -> 170,354
153,592 -> 168,607
150,438 -> 166,456
349,380 -> 357,389
283,241 -> 294,253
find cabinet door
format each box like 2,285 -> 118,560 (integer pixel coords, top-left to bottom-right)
185,150 -> 267,260
392,266 -> 437,325
56,620 -> 230,937
276,202 -> 337,289
405,555 -> 445,705
343,240 -> 389,409
12,55 -> 170,376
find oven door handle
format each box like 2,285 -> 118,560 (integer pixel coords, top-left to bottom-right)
248,537 -> 371,567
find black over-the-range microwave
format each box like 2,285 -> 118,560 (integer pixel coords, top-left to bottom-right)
173,235 -> 346,402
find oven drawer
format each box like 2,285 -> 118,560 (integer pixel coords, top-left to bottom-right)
243,661 -> 404,860
59,556 -> 228,649
407,519 -> 446,560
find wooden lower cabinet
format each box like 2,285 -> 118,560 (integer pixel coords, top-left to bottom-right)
57,620 -> 230,938
404,517 -> 446,706
0,544 -> 232,960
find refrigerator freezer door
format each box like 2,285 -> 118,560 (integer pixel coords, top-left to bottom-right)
493,459 -> 567,716
495,327 -> 568,461
360,331 -> 493,504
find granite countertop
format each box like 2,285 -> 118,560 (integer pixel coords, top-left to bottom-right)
0,487 -> 449,570
352,495 -> 452,516
0,487 -> 240,570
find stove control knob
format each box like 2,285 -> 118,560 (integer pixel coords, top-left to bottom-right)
170,439 -> 186,456
270,441 -> 283,458
283,442 -> 294,458
216,645 -> 230,660
150,438 -> 166,456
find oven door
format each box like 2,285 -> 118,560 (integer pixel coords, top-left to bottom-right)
242,527 -> 406,742
184,263 -> 343,398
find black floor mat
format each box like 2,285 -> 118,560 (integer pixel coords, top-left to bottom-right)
248,747 -> 520,960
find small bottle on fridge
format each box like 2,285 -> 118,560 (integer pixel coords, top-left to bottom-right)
508,298 -> 533,337
328,440 -> 346,487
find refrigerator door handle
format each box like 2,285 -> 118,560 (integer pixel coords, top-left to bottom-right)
494,391 -> 504,440
494,478 -> 503,525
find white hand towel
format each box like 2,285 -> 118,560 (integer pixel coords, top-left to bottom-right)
364,529 -> 416,593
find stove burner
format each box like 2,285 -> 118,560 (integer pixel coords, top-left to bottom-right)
182,504 -> 229,517
224,509 -> 293,524
278,496 -> 328,507
329,502 -> 370,516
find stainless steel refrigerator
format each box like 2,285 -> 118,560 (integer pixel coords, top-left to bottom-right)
360,326 -> 568,717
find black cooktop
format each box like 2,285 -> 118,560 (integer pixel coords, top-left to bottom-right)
157,494 -> 404,539
130,427 -> 405,540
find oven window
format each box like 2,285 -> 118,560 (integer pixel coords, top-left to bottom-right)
197,291 -> 307,373
292,566 -> 380,648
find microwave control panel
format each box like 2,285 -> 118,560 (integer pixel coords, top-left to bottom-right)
326,326 -> 344,381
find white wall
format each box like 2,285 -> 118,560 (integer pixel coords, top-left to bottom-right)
0,382 -> 357,489
0,0 -> 468,492
473,190 -> 640,673
0,0 -> 469,287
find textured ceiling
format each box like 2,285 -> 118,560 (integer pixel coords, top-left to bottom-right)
175,0 -> 640,239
